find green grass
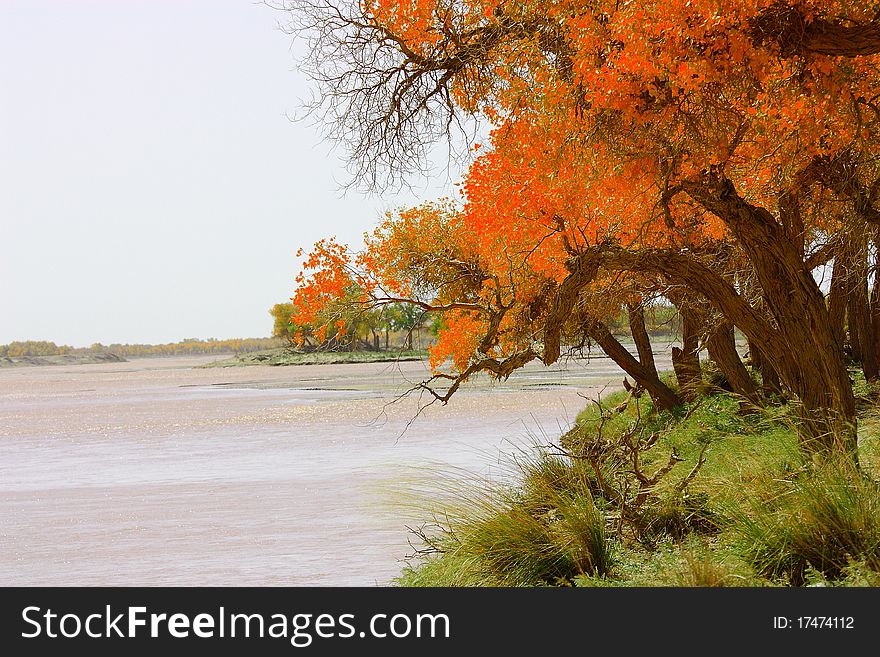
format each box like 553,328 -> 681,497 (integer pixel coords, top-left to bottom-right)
731,459 -> 880,585
396,376 -> 880,587
397,450 -> 613,587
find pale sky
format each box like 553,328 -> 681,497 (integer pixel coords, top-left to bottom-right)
0,0 -> 457,347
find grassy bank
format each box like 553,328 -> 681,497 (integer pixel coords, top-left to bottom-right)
397,375 -> 880,587
202,347 -> 429,367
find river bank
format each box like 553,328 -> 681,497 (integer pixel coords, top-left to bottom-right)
0,352 -> 127,368
400,383 -> 880,587
201,347 -> 429,368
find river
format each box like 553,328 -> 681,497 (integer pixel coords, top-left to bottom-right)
0,347 -> 673,585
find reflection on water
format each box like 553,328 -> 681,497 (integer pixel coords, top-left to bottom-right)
0,349 -> 672,585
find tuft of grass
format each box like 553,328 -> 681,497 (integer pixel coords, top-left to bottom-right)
457,492 -> 611,585
519,454 -> 604,505
637,491 -> 718,544
450,459 -> 614,586
549,490 -> 614,578
394,450 -> 614,587
731,459 -> 880,585
397,552 -> 505,587
673,551 -> 735,587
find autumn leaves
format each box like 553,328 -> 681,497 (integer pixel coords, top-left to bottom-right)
286,0 -> 880,456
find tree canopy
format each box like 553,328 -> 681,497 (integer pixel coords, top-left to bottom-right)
285,0 -> 880,460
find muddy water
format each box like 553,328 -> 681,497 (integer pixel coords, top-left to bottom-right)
0,348 -> 673,585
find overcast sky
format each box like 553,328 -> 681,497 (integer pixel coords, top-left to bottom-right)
0,0 -> 458,346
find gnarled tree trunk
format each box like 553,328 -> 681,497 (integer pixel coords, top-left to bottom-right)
848,294 -> 864,362
707,321 -> 761,406
827,252 -> 847,352
627,303 -> 657,378
683,174 -> 857,460
870,249 -> 880,374
587,319 -> 682,412
748,338 -> 782,398
671,305 -> 703,400
849,281 -> 878,379
844,239 -> 879,380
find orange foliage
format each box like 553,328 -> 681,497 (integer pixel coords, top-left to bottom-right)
292,0 -> 880,373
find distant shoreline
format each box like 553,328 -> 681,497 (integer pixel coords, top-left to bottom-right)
200,347 -> 429,368
0,352 -> 128,368
0,348 -> 431,369
0,333 -> 690,369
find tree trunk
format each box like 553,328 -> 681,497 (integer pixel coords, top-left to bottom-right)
870,251 -> 880,372
627,303 -> 657,377
587,320 -> 682,411
683,174 -> 856,460
848,294 -> 864,362
747,338 -> 782,397
849,280 -> 878,379
553,205 -> 857,460
845,239 -> 879,380
707,321 -> 761,406
827,254 -> 847,352
671,306 -> 702,400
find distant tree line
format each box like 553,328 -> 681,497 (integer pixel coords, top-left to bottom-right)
1,338 -> 283,359
0,341 -> 74,357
